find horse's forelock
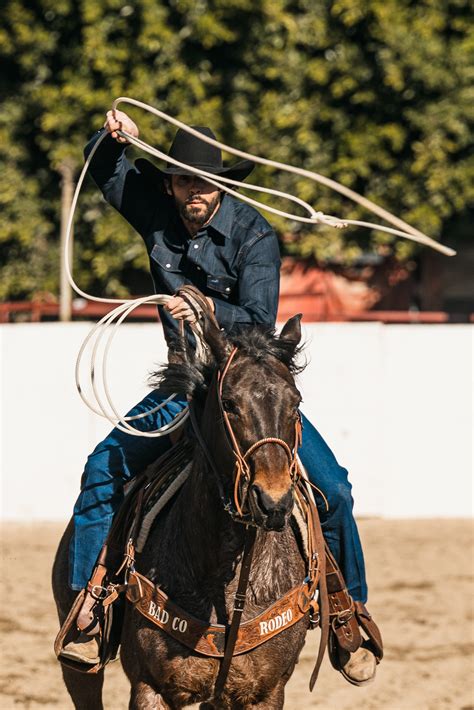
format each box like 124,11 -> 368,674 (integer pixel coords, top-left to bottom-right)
230,327 -> 305,375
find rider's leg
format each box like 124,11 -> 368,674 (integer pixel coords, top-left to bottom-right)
69,390 -> 187,591
298,411 -> 368,604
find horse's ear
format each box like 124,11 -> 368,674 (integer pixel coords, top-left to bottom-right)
202,316 -> 232,364
279,314 -> 302,351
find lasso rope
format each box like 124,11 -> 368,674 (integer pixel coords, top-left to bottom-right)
67,97 -> 456,437
112,97 -> 456,256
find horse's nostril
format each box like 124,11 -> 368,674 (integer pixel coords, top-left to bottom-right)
251,484 -> 293,517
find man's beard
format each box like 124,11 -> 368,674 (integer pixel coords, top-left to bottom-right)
177,193 -> 221,226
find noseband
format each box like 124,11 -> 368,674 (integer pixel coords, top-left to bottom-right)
192,346 -> 302,522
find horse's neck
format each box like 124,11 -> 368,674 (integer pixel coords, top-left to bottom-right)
170,459 -> 247,582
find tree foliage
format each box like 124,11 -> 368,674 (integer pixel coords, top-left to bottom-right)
1,0 -> 472,299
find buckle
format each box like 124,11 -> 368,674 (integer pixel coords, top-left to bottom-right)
309,599 -> 320,629
331,609 -> 354,630
90,584 -> 109,601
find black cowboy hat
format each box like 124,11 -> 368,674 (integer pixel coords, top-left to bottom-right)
135,126 -> 254,185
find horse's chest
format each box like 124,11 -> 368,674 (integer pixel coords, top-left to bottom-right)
124,530 -> 307,703
131,614 -> 307,707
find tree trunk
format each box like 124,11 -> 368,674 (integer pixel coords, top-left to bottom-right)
59,161 -> 75,322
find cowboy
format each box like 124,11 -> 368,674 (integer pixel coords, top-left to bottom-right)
62,110 -> 380,683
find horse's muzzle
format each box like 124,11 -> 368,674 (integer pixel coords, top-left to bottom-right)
249,484 -> 294,531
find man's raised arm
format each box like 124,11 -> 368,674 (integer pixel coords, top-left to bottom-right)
84,110 -> 158,237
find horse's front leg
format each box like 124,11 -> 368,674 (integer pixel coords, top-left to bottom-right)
61,666 -> 105,710
247,678 -> 286,710
129,681 -> 172,710
199,677 -> 286,710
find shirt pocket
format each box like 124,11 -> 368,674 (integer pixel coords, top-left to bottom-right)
206,274 -> 237,298
150,244 -> 183,273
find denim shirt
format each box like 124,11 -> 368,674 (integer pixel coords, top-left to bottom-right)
85,130 -> 281,344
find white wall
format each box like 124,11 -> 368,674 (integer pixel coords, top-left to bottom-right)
0,322 -> 472,521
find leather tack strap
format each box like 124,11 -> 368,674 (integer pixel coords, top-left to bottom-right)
304,483 -> 329,691
127,571 -> 314,658
325,546 -> 362,654
213,526 -> 256,700
354,601 -> 384,661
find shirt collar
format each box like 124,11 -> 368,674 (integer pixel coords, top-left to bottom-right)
208,194 -> 234,239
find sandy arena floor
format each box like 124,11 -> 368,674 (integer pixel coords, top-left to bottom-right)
0,519 -> 472,709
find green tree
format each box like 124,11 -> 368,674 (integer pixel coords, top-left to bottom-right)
0,0 -> 472,300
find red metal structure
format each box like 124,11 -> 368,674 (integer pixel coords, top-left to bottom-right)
2,258 -> 472,324
2,298 -> 471,324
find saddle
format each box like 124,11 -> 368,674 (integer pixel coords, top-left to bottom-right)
55,435 -> 383,682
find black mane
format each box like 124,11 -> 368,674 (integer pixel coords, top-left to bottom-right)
150,324 -> 305,399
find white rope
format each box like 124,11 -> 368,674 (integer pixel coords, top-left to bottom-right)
112,96 -> 456,257
67,96 -> 456,437
119,131 -> 344,228
75,296 -> 189,437
67,134 -> 201,436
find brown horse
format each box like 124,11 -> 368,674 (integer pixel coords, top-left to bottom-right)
53,314 -> 314,709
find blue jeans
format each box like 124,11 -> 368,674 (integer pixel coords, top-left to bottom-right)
298,413 -> 368,603
70,393 -> 368,603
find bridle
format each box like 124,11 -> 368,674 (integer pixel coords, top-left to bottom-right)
217,346 -> 302,519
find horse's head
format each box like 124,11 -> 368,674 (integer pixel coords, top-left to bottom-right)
200,315 -> 304,531
154,315 -> 305,531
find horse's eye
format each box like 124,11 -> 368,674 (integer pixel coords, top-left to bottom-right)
221,399 -> 238,415
292,400 -> 302,415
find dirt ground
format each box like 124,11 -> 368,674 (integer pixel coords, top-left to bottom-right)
0,519 -> 472,710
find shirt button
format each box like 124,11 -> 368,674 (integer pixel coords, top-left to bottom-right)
225,287 -> 231,292
165,263 -> 171,268
197,266 -> 201,271
193,244 -> 199,249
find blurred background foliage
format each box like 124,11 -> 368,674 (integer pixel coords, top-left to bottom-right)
0,0 -> 472,300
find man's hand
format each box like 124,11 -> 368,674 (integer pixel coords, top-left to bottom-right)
104,109 -> 139,144
165,296 -> 215,323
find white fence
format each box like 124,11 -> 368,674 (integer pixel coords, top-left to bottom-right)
0,322 -> 472,520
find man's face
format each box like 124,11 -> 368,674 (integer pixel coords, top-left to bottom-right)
167,175 -> 221,227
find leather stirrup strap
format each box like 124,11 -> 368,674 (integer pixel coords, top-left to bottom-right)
325,543 -> 362,653
308,493 -> 329,691
354,601 -> 383,661
212,526 -> 257,701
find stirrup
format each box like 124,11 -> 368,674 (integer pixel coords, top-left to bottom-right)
55,586 -> 124,674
